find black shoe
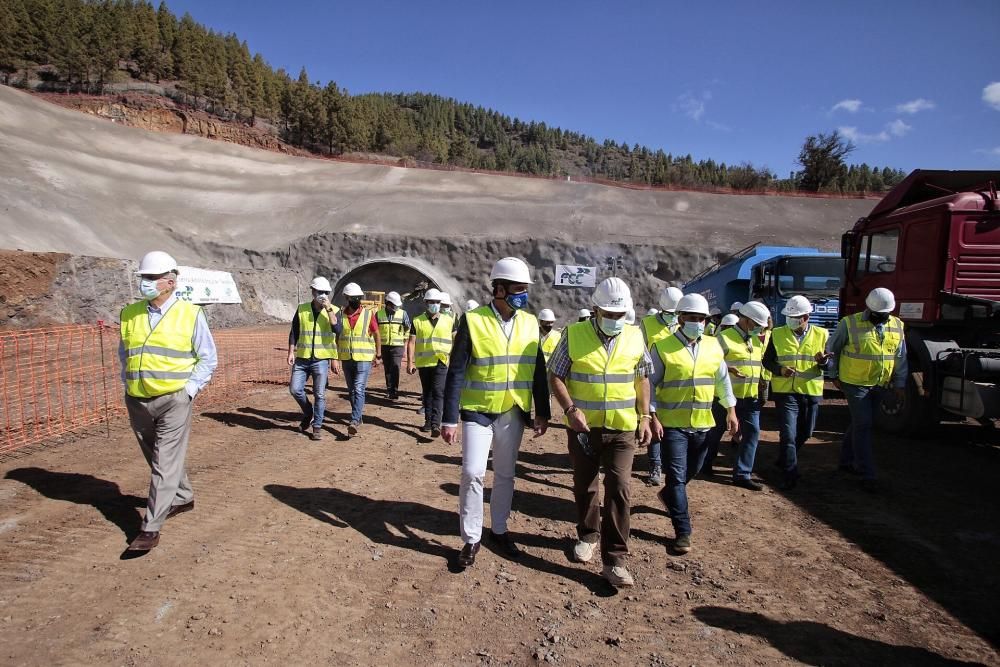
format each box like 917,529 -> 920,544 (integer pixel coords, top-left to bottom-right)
457,542 -> 480,567
779,477 -> 798,491
838,465 -> 862,476
431,426 -> 441,438
488,530 -> 522,558
299,416 -> 312,433
388,391 -> 398,400
733,478 -> 763,491
419,423 -> 431,433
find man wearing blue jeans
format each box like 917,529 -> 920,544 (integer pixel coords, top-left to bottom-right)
649,294 -> 738,555
337,282 -> 381,436
828,288 -> 907,492
288,277 -> 342,441
639,286 -> 683,486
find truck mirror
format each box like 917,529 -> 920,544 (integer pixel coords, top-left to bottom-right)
840,232 -> 854,260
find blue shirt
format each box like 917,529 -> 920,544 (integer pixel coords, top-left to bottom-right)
826,311 -> 908,389
118,294 -> 218,398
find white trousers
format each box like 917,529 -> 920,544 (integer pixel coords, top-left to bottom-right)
459,409 -> 525,544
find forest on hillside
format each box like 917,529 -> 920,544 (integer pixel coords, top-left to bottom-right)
0,0 -> 907,193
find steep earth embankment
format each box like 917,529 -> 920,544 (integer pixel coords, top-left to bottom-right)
0,85 -> 874,327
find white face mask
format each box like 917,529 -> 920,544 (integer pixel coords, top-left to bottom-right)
426,303 -> 440,315
139,278 -> 163,300
785,315 -> 805,330
598,316 -> 625,337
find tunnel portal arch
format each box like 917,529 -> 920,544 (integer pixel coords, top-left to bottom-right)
333,256 -> 468,321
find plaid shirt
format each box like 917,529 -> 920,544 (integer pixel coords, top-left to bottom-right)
547,321 -> 653,379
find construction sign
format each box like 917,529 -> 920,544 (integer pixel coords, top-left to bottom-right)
174,266 -> 242,304
554,265 -> 597,288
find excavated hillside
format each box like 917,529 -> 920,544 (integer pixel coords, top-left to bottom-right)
0,85 -> 874,328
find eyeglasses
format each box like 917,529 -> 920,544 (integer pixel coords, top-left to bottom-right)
315,291 -> 330,296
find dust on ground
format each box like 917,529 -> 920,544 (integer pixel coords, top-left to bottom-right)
0,371 -> 997,666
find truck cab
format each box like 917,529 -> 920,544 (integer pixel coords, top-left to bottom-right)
749,254 -> 843,332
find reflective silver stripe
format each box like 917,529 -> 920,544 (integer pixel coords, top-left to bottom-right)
729,360 -> 762,368
464,380 -> 534,391
842,350 -> 891,361
776,354 -> 817,363
660,400 -> 713,411
126,345 -> 196,359
658,377 -> 715,389
125,370 -> 192,380
414,351 -> 438,358
431,337 -> 453,344
574,398 -> 636,411
568,372 -> 633,383
469,354 -> 536,366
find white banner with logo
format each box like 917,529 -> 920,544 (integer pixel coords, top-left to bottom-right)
174,266 -> 242,304
554,264 -> 597,288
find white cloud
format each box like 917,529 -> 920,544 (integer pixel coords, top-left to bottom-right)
887,119 -> 912,137
974,146 -> 1000,158
839,125 -> 889,144
831,99 -> 863,113
895,98 -> 935,114
706,120 -> 732,132
983,82 -> 1000,111
676,91 -> 707,121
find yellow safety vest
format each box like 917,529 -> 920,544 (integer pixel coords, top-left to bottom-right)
295,302 -> 338,360
120,299 -> 201,398
376,308 -> 407,347
769,325 -> 829,396
565,322 -> 644,432
653,333 -> 725,429
338,308 -> 377,361
718,327 -> 764,399
460,306 -> 538,414
540,329 -> 562,363
838,312 -> 904,387
640,314 -> 677,347
412,312 -> 455,368
706,322 -> 718,336
759,329 -> 773,384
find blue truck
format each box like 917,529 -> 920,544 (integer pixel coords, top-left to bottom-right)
683,244 -> 845,332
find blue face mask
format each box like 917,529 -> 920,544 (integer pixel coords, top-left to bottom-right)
664,312 -> 678,326
505,291 -> 529,311
139,278 -> 163,300
426,303 -> 440,315
598,316 -> 625,337
682,321 -> 705,339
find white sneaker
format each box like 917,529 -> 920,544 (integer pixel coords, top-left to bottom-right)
601,564 -> 634,587
572,540 -> 597,563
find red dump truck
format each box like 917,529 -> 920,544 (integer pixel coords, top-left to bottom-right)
839,170 -> 1000,433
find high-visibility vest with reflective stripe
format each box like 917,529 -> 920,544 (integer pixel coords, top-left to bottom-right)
706,322 -> 718,336
838,312 -> 904,387
338,308 -> 377,361
540,329 -> 562,363
459,306 -> 538,414
413,313 -> 454,368
759,330 -> 773,383
717,327 -> 764,399
295,302 -> 338,360
376,308 -> 407,347
640,314 -> 677,347
653,334 -> 724,429
120,299 -> 200,398
565,322 -> 644,432
769,325 -> 829,396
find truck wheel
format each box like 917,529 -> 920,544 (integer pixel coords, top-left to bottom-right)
875,375 -> 935,436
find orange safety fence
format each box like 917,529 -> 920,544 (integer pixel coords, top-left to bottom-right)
0,323 -> 290,456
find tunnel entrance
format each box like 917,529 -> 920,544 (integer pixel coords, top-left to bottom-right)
333,257 -> 463,322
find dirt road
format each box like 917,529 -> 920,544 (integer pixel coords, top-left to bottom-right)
0,372 -> 997,665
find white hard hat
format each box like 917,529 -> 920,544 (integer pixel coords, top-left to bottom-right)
342,282 -> 364,297
136,251 -> 178,275
624,307 -> 636,325
440,292 -> 452,305
465,299 -> 479,310
781,295 -> 813,317
866,287 -> 896,313
591,277 -> 632,313
659,286 -> 684,312
310,276 -> 332,292
739,301 -> 771,326
730,301 -> 744,312
538,308 -> 556,322
721,313 -> 740,326
489,257 -> 533,284
646,307 -> 659,316
709,307 -> 722,316
424,288 -> 443,302
676,293 -> 710,316
385,291 -> 403,307
578,308 -> 592,318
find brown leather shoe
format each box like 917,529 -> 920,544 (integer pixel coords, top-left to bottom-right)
457,541 -> 480,567
128,531 -> 160,551
166,501 -> 194,520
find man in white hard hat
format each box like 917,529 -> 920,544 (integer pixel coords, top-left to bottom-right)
701,300 -> 770,489
719,313 -> 739,332
706,307 -> 723,336
407,288 -> 454,437
440,292 -> 453,316
729,301 -> 744,315
649,293 -> 737,555
288,276 -> 343,440
376,291 -> 410,401
639,285 -> 683,486
578,308 -> 592,323
827,287 -> 907,492
538,309 -> 561,363
443,257 -> 550,568
762,295 -> 832,490
549,277 -> 653,587
465,299 -> 480,311
646,307 -> 659,317
119,251 -> 217,552
338,282 -> 381,436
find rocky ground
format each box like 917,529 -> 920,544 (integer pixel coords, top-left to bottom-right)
0,371 -> 997,666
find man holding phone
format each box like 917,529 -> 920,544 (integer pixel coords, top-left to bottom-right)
762,295 -> 831,490
288,276 -> 342,441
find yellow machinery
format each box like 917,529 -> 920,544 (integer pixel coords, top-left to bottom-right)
362,290 -> 385,312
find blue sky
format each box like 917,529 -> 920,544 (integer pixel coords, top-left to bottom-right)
166,0 -> 999,176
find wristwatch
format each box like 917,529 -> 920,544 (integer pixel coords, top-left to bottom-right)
564,405 -> 579,416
